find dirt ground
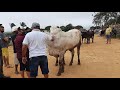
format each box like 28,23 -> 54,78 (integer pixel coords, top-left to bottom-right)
3,35 -> 120,78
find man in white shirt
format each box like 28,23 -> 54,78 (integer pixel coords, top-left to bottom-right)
22,22 -> 53,78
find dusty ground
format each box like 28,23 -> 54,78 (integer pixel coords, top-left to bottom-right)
3,35 -> 120,78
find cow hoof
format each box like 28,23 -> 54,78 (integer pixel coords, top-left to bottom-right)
61,70 -> 64,73
55,63 -> 58,66
57,73 -> 61,76
69,63 -> 72,66
64,63 -> 66,65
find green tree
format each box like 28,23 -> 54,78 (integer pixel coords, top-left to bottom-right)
93,12 -> 120,26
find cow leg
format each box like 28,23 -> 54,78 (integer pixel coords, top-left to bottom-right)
77,41 -> 81,65
88,38 -> 90,44
69,49 -> 75,66
82,37 -> 83,43
92,37 -> 94,43
55,56 -> 59,66
57,52 -> 65,76
63,55 -> 66,65
87,38 -> 88,44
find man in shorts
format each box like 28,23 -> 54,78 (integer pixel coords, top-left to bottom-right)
0,25 -> 12,68
0,24 -> 10,78
14,27 -> 30,78
105,26 -> 112,44
22,22 -> 53,78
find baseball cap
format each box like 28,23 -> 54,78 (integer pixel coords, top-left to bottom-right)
11,26 -> 18,32
0,24 -> 2,26
31,22 -> 40,28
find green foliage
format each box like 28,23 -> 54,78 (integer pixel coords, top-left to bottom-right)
93,12 -> 120,26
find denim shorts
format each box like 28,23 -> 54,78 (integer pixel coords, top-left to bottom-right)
30,56 -> 49,77
106,35 -> 111,39
18,58 -> 30,71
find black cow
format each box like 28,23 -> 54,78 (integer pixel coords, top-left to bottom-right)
100,30 -> 105,36
81,30 -> 94,44
112,28 -> 117,38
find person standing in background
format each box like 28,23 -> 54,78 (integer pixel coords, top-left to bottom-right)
22,22 -> 53,78
0,25 -> 12,68
14,27 -> 30,78
105,26 -> 112,44
11,26 -> 19,74
0,24 -> 10,78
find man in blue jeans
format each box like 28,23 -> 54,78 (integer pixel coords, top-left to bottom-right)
22,22 -> 53,78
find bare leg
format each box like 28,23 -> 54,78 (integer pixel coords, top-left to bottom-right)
3,56 -> 7,67
6,57 -> 12,68
20,71 -> 24,78
55,56 -> 58,66
15,64 -> 19,74
26,71 -> 30,78
44,74 -> 49,78
69,49 -> 74,66
106,39 -> 108,44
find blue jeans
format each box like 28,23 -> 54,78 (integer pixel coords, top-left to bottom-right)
30,56 -> 49,77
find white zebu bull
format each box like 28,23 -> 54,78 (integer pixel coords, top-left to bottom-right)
47,27 -> 81,76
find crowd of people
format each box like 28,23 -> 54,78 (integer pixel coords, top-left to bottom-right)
0,22 -> 53,78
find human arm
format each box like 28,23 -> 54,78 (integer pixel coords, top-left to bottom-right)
2,33 -> 8,42
22,35 -> 29,64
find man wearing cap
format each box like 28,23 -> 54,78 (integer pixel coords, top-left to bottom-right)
0,25 -> 10,78
11,26 -> 19,74
0,25 -> 12,68
14,27 -> 30,78
22,22 -> 53,78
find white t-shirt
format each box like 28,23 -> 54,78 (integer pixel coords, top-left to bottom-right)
23,29 -> 52,58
